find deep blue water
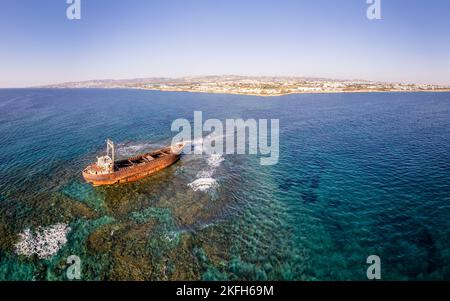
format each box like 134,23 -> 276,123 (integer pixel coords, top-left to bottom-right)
0,89 -> 449,280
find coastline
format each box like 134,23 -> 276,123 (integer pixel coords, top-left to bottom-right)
142,87 -> 450,97
30,75 -> 450,97
31,86 -> 450,97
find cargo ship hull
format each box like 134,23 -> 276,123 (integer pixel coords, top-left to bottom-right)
82,143 -> 183,186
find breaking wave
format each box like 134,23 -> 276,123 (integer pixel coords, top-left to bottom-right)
188,153 -> 224,193
181,133 -> 228,193
15,223 -> 71,259
207,154 -> 224,168
182,132 -> 230,155
188,177 -> 218,192
196,170 -> 214,178
183,136 -> 205,154
116,142 -> 157,157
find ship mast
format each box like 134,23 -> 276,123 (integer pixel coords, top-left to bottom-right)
106,138 -> 115,171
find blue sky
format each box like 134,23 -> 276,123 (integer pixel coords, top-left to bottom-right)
0,0 -> 449,87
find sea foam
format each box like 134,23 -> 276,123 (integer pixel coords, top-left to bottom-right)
185,133 -> 226,193
188,154 -> 224,193
207,154 -> 224,168
116,142 -> 155,157
15,223 -> 71,259
188,177 -> 218,192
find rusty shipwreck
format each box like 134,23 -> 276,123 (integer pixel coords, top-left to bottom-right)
82,139 -> 185,186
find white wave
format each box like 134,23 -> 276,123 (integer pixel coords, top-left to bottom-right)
186,134 -> 227,193
188,178 -> 218,192
188,157 -> 222,192
116,143 -> 154,157
15,223 -> 71,259
196,170 -> 214,178
191,137 -> 204,146
182,137 -> 204,153
183,132 -> 227,155
207,154 -> 224,168
164,231 -> 180,242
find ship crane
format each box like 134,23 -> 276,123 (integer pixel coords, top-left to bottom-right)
96,139 -> 115,173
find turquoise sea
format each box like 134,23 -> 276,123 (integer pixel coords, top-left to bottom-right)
0,89 -> 449,280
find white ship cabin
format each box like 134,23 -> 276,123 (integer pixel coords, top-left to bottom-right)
96,155 -> 114,173
84,139 -> 115,175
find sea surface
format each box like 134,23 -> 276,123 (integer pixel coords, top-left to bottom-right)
0,89 -> 449,280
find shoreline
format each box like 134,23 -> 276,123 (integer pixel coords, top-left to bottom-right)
22,86 -> 450,97
141,88 -> 450,97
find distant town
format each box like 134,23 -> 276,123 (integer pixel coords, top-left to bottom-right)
42,75 -> 450,96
